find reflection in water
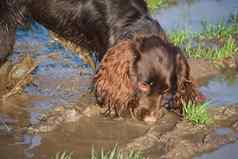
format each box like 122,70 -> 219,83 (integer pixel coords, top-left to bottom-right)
155,0 -> 238,32
200,70 -> 238,106
23,135 -> 42,159
33,117 -> 148,159
197,142 -> 238,159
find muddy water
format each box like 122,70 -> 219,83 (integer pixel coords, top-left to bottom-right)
0,60 -> 149,159
0,117 -> 148,159
1,22 -> 150,159
196,71 -> 238,159
0,0 -> 238,159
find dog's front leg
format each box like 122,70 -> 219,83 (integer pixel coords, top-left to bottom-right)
49,31 -> 96,71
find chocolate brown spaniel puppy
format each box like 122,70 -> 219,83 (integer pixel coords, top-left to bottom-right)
95,36 -> 200,121
0,0 -> 201,121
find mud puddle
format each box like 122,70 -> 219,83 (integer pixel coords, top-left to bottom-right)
0,23 -> 149,158
0,117 -> 148,159
195,71 -> 238,159
0,64 -> 149,159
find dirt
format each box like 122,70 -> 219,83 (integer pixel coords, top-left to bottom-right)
121,105 -> 238,159
188,59 -> 220,81
0,55 -> 37,99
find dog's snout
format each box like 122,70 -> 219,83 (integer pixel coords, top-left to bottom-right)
162,94 -> 174,110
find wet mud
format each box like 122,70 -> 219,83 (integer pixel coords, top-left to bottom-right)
122,106 -> 238,159
0,46 -> 237,159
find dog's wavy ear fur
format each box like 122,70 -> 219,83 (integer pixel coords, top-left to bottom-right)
94,40 -> 139,116
175,47 -> 199,110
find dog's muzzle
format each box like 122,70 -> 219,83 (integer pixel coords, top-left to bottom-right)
161,93 -> 175,110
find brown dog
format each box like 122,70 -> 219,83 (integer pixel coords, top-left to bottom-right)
95,36 -> 200,121
1,0 -> 201,121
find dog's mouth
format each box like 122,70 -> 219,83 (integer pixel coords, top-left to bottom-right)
141,84 -> 205,122
161,84 -> 206,114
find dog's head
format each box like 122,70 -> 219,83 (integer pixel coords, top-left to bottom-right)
95,36 -> 201,121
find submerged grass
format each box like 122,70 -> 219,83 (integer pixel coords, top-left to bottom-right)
51,152 -> 73,159
183,102 -> 212,125
91,146 -> 146,159
51,147 -> 146,159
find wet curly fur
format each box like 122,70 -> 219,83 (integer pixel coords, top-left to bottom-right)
95,37 -> 200,120
0,0 -> 201,120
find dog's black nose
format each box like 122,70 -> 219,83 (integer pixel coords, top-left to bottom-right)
162,94 -> 174,110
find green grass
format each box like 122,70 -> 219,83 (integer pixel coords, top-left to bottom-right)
91,146 -> 145,159
198,19 -> 238,40
147,0 -> 169,10
168,16 -> 238,60
186,36 -> 237,60
169,30 -> 191,46
183,102 -> 212,125
50,147 -> 146,159
146,0 -> 199,11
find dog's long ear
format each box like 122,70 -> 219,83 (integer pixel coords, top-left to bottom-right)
176,48 -> 190,87
94,40 -> 139,116
175,48 -> 199,106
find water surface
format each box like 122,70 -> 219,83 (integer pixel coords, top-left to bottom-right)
155,0 -> 238,32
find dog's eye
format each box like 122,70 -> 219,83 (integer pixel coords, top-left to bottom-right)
145,80 -> 154,86
138,81 -> 152,92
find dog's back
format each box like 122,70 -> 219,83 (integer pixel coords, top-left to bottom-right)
28,0 -> 153,59
0,0 -> 165,62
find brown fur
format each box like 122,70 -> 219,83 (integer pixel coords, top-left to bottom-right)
1,0 -> 202,120
94,40 -> 138,117
95,37 -> 200,120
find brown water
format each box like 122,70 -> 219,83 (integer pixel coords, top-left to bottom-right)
0,0 -> 238,158
0,117 -> 147,159
0,65 -> 149,159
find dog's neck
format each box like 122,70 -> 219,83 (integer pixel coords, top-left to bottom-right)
112,16 -> 167,45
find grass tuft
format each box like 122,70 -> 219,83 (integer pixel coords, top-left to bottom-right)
183,102 -> 212,125
51,152 -> 73,159
147,0 -> 169,10
91,146 -> 146,159
51,146 -> 146,159
169,30 -> 191,46
168,16 -> 238,60
199,19 -> 238,40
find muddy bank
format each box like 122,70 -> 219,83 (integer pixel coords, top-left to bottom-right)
189,57 -> 238,82
122,105 -> 238,159
0,55 -> 37,99
189,59 -> 220,81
